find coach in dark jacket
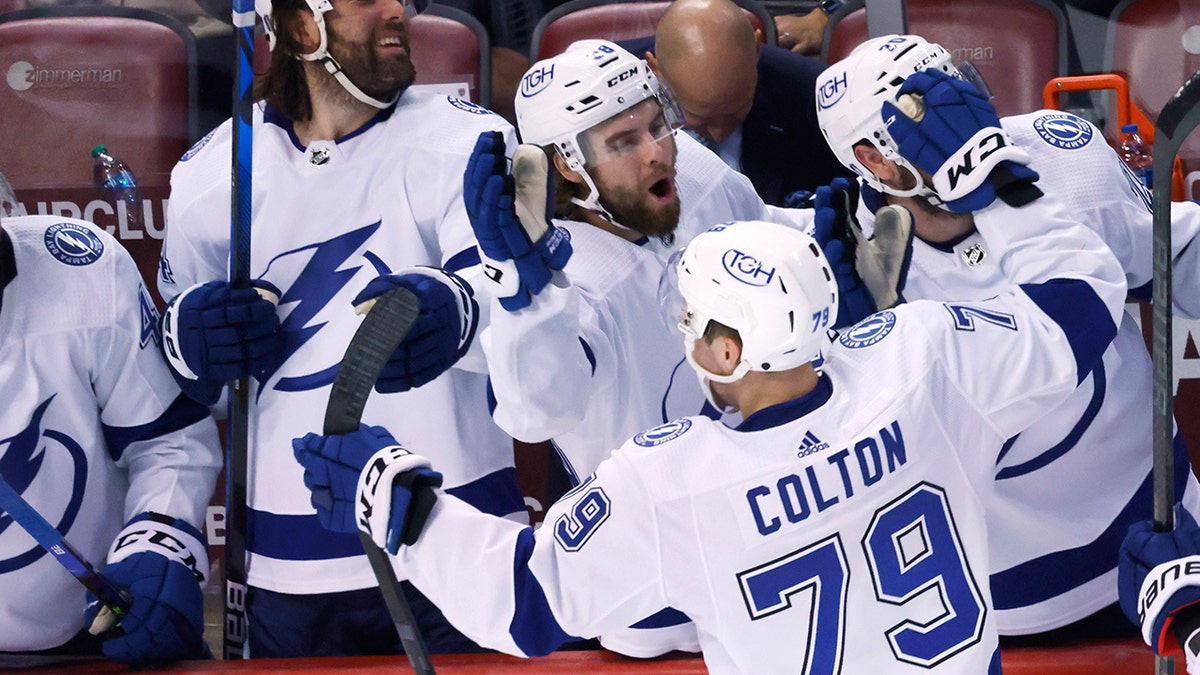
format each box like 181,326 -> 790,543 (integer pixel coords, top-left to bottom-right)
622,0 -> 851,206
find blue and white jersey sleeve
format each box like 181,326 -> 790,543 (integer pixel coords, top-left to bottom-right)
397,449 -> 666,658
1004,111 -> 1200,318
97,234 -> 222,528
159,119 -> 236,303
481,269 -> 601,443
905,194 -> 1126,440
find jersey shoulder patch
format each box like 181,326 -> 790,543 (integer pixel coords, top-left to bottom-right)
180,126 -> 219,162
1031,112 -> 1095,151
838,310 -> 897,349
447,97 -> 492,115
43,220 -> 104,266
632,418 -> 693,447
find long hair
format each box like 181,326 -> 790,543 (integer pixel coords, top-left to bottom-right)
254,0 -> 315,122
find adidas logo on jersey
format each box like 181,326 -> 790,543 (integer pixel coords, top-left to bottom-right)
796,431 -> 830,458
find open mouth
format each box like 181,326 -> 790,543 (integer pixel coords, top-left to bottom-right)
378,35 -> 408,53
649,176 -> 676,204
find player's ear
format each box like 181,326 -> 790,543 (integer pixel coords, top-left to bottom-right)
854,143 -> 903,186
552,152 -> 586,186
286,7 -> 322,55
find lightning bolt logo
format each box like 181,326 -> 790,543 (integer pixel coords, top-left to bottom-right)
0,397 -> 52,537
0,395 -> 90,572
255,221 -> 382,395
43,222 -> 104,266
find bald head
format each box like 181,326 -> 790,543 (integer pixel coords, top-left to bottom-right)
651,0 -> 759,143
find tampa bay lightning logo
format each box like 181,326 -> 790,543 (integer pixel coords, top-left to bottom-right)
1032,113 -> 1094,150
448,98 -> 491,115
633,418 -> 692,447
43,222 -> 103,266
0,396 -> 88,573
255,222 -> 381,397
839,311 -> 897,349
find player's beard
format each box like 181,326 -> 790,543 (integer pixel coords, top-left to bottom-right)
596,170 -> 681,239
323,22 -> 417,104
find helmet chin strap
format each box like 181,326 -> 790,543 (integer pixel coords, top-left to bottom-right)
297,8 -> 399,110
317,56 -> 399,109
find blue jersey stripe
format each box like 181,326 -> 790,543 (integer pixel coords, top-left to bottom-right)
102,394 -> 211,462
1019,279 -> 1116,385
990,434 -> 1190,609
444,247 -> 480,274
996,363 -> 1106,479
248,467 -> 527,560
508,527 -> 578,655
629,606 -> 691,629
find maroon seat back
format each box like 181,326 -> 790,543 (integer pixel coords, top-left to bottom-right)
822,0 -> 1067,119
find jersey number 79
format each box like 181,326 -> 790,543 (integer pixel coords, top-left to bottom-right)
736,483 -> 986,673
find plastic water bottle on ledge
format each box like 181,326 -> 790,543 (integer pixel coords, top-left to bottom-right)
1118,123 -> 1154,190
91,144 -> 141,230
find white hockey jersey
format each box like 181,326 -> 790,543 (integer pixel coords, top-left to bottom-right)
483,132 -> 773,481
398,194 -> 1126,673
0,216 -> 221,652
159,92 -> 525,594
855,110 -> 1200,634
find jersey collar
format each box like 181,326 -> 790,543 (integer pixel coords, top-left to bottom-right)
735,375 -> 834,432
263,102 -> 398,154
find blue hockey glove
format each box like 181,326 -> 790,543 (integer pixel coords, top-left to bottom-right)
351,267 -> 478,393
813,178 -> 876,328
812,178 -> 912,328
464,130 -> 572,312
293,423 -> 443,554
881,69 -> 1041,212
161,279 -> 282,405
1120,505 -> 1200,663
84,513 -> 209,666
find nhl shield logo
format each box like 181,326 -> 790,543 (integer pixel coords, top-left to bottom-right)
962,243 -> 986,266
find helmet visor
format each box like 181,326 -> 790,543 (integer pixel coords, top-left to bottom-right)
577,96 -> 685,168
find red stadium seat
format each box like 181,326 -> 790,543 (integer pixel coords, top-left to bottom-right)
821,0 -> 1068,119
530,0 -> 777,62
0,6 -> 196,303
409,4 -> 492,106
1106,0 -> 1200,200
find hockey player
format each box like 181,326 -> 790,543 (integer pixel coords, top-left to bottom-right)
292,202 -> 1127,672
0,215 -> 221,667
813,34 -> 1200,642
157,0 -> 526,657
464,40 -> 811,655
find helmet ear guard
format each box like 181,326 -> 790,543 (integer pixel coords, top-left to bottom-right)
815,34 -> 959,198
514,40 -> 686,219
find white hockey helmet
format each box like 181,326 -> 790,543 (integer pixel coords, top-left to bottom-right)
674,220 -> 838,393
514,39 -> 686,216
254,0 -> 414,109
815,34 -> 957,197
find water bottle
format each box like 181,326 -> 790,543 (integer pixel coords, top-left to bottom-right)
91,144 -> 141,230
1118,123 -> 1154,190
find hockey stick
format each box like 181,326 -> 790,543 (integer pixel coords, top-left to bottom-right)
323,287 -> 434,675
0,471 -> 132,635
1151,68 -> 1200,675
224,0 -> 256,660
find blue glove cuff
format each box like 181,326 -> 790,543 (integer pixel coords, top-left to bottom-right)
108,512 -> 208,585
